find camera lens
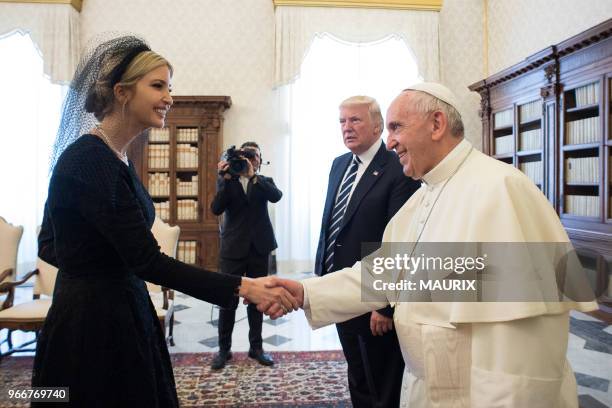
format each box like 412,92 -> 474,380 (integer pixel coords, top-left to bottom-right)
229,158 -> 247,174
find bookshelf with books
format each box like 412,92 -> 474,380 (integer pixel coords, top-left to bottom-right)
129,96 -> 232,271
470,20 -> 612,305
561,81 -> 602,220
492,107 -> 515,165
517,98 -> 545,189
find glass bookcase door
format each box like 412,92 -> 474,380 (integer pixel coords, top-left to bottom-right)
148,127 -> 171,222
517,99 -> 544,190
561,81 -> 602,219
607,77 -> 612,221
175,127 -> 200,223
492,107 -> 515,166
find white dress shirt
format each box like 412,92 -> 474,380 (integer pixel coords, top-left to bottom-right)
334,139 -> 382,205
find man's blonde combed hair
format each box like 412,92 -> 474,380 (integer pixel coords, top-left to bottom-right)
339,95 -> 384,136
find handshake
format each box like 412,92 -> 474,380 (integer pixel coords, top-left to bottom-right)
238,276 -> 304,319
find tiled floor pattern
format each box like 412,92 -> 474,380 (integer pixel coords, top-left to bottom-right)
2,271 -> 611,407
568,311 -> 612,407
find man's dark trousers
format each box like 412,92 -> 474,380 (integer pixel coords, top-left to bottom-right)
217,244 -> 268,352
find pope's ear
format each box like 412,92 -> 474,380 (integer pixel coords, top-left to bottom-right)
431,111 -> 447,141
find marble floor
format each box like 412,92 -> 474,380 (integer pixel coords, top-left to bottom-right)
2,271 -> 611,407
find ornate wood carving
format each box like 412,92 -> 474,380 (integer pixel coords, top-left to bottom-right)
478,87 -> 491,122
540,60 -> 560,99
272,0 -> 442,11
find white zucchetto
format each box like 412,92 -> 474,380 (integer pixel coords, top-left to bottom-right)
404,82 -> 460,112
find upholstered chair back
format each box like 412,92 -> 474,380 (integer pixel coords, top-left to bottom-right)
32,257 -> 59,297
148,218 -> 180,292
0,217 -> 24,283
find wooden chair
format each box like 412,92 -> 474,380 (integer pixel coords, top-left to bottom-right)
149,217 -> 180,346
0,216 -> 24,355
0,217 -> 180,357
0,216 -> 23,284
0,257 -> 57,357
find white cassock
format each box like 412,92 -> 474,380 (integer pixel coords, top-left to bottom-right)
302,139 -> 597,408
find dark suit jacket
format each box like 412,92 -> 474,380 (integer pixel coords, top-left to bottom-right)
314,141 -> 420,331
211,174 -> 282,259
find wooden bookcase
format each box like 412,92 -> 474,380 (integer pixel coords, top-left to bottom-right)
129,96 -> 232,271
469,19 -> 612,305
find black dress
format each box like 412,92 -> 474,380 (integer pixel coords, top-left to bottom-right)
32,135 -> 241,407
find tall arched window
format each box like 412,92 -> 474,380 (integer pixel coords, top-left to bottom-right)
0,31 -> 66,276
277,34 -> 421,273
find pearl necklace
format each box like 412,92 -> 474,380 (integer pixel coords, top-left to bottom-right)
95,125 -> 129,165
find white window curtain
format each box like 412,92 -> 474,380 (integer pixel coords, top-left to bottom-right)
0,32 -> 67,277
0,2 -> 79,84
274,5 -> 439,87
275,34 -> 422,274
273,6 -> 439,274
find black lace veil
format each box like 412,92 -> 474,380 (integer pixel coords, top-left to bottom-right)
49,34 -> 150,171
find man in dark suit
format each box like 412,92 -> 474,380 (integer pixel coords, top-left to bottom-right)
315,96 -> 420,407
210,141 -> 282,370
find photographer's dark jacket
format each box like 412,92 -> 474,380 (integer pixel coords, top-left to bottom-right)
211,175 -> 282,259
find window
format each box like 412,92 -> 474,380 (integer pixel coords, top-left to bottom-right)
0,31 -> 66,276
277,34 -> 421,273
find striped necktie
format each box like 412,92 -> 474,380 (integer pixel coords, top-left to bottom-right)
324,155 -> 361,273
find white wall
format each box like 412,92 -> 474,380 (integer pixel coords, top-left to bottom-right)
487,0 -> 612,75
80,0 -> 285,176
439,0 -> 485,149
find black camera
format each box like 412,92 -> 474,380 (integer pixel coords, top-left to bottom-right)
220,146 -> 257,176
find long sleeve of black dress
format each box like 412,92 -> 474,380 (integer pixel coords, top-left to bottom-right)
44,135 -> 240,308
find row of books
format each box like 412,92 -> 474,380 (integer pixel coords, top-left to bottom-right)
149,173 -> 170,196
495,135 -> 514,155
519,100 -> 540,123
520,129 -> 542,151
148,145 -> 170,168
177,175 -> 199,196
177,144 -> 199,168
149,128 -> 199,143
565,195 -> 599,217
177,241 -> 197,264
573,82 -> 598,107
494,109 -> 513,129
519,161 -> 543,185
565,157 -> 599,184
177,199 -> 198,221
149,128 -> 170,142
153,201 -> 170,221
177,128 -> 199,143
153,201 -> 202,222
565,116 -> 600,145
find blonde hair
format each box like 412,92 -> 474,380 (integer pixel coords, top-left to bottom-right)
118,51 -> 173,89
339,95 -> 384,136
87,51 -> 173,120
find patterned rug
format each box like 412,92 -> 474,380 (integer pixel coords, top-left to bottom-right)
0,351 -> 351,407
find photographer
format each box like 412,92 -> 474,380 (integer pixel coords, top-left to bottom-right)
210,141 -> 282,369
